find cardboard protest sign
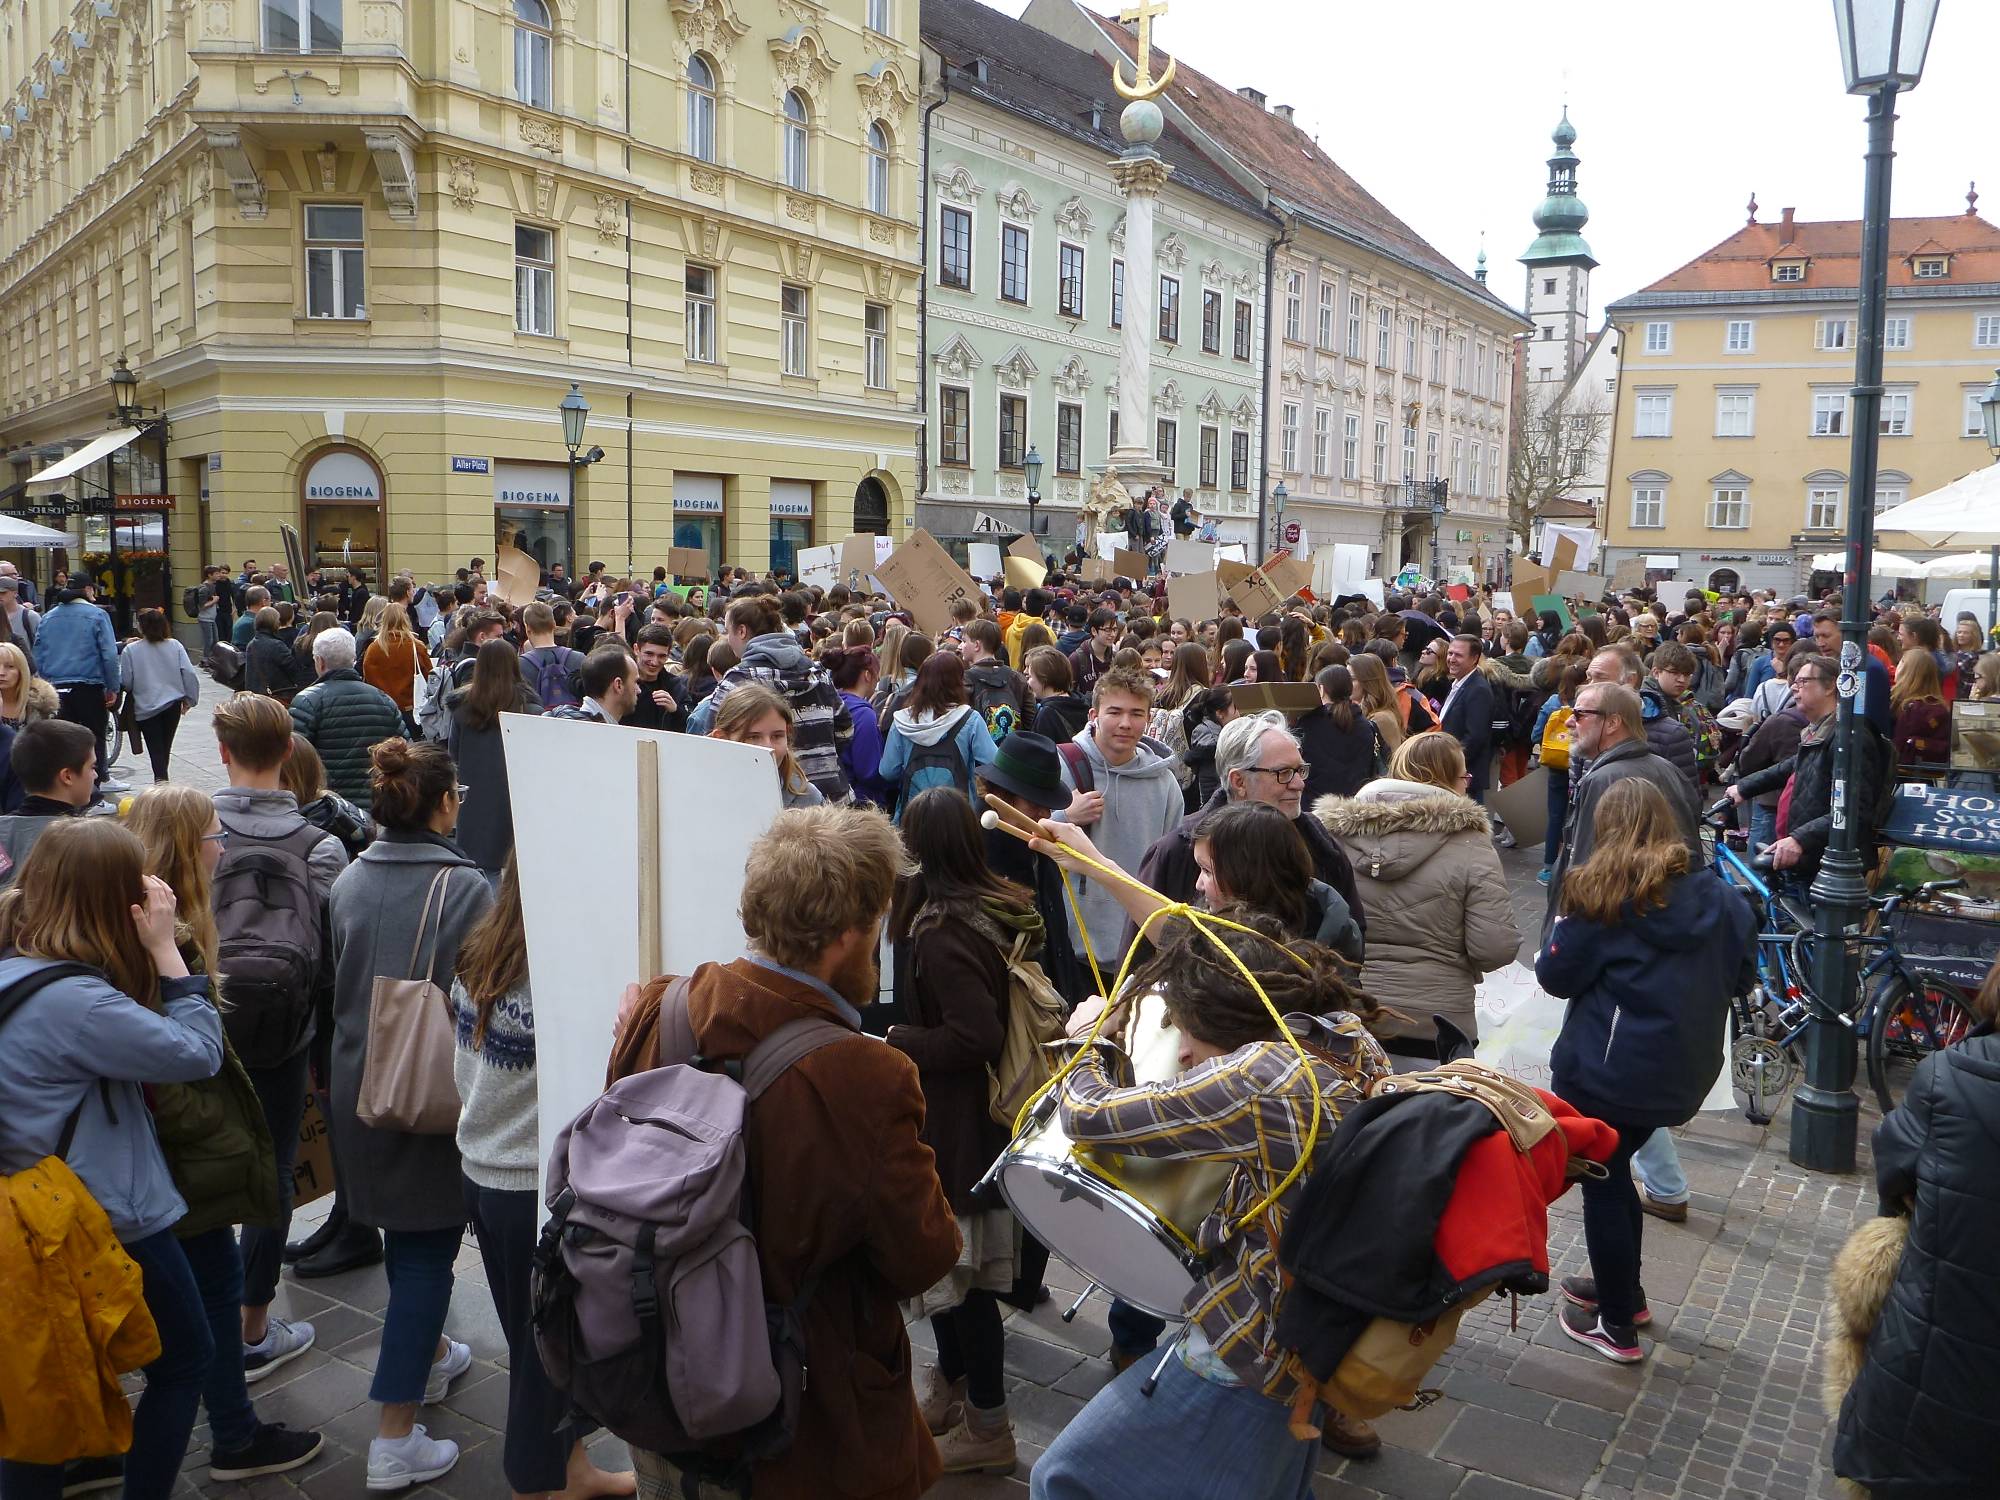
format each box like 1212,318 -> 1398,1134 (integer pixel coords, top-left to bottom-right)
1114,547 -> 1149,581
280,523 -> 310,591
1217,543 -> 1249,564
1611,556 -> 1648,593
493,546 -> 541,606
1487,766 -> 1551,849
1008,534 -> 1044,565
1224,568 -> 1283,618
1166,571 -> 1221,622
1531,593 -> 1574,630
839,533 -> 879,592
1004,555 -> 1047,591
1080,557 -> 1115,583
1165,538 -> 1213,574
872,528 -> 982,636
797,543 -> 839,589
1491,591 -> 1516,614
1216,559 -> 1257,593
967,542 -> 1003,580
1260,554 -> 1312,603
290,1093 -> 334,1208
1226,682 -> 1320,720
668,546 -> 709,580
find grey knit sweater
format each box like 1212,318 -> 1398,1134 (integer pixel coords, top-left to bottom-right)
450,976 -> 540,1192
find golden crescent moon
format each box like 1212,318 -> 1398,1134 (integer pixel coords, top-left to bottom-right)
1111,53 -> 1175,101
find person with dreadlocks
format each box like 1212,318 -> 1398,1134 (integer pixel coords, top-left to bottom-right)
1026,913 -> 1389,1499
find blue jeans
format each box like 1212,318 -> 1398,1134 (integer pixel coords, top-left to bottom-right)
1543,764 -> 1572,868
1749,801 -> 1777,853
370,1227 -> 461,1405
199,618 -> 219,657
0,1230 -> 213,1500
238,1047 -> 311,1311
1031,1350 -> 1316,1500
178,1226 -> 261,1452
1632,1129 -> 1688,1205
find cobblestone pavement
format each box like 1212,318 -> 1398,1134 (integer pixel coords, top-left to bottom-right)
140,704 -> 1877,1499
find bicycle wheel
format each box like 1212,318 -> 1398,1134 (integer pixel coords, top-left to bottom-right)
1865,971 -> 1975,1114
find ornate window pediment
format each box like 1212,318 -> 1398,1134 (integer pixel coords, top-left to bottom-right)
997,183 -> 1041,221
854,59 -> 916,133
1157,232 -> 1186,271
994,344 -> 1040,390
1108,212 -> 1126,253
769,25 -> 837,106
1231,395 -> 1256,425
1052,355 -> 1093,398
1055,196 -> 1094,238
932,332 -> 981,380
669,0 -> 748,65
1196,388 -> 1225,422
932,162 -> 982,204
1155,378 -> 1183,412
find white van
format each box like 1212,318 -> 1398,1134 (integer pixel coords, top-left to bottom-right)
1940,589 -> 1997,635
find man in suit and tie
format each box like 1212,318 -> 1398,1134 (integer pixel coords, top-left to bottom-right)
1438,633 -> 1496,800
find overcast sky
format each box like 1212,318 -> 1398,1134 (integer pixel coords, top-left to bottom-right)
990,0 -> 1999,314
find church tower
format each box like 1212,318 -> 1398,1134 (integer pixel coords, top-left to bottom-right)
1520,110 -> 1597,385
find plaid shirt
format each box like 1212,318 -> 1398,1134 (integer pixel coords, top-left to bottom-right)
1058,1011 -> 1388,1401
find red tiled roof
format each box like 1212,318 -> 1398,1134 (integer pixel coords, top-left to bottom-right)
1084,9 -> 1516,316
1637,213 -> 2000,295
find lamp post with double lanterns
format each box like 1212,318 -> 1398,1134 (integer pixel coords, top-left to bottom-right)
559,383 -> 604,580
1793,0 -> 1942,1175
1024,444 -> 1045,536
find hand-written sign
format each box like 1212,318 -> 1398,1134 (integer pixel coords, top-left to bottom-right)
291,1092 -> 334,1209
872,528 -> 981,636
668,547 -> 709,580
1224,567 -> 1283,618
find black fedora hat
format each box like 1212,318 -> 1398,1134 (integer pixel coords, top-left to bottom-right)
977,731 -> 1067,812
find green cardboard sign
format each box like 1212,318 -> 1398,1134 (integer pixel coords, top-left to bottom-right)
1531,593 -> 1574,630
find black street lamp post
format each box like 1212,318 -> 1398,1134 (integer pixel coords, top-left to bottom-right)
105,355 -> 169,636
1272,480 -> 1288,553
559,382 -> 603,577
1795,0 -> 1941,1174
1024,445 -> 1044,535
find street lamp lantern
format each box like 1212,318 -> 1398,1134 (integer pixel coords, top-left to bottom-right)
109,356 -> 140,425
1980,367 -> 2000,456
559,382 -> 590,457
1831,0 -> 1940,94
1023,445 -> 1043,498
1273,480 -> 1288,514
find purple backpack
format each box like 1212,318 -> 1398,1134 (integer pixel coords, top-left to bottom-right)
531,977 -> 851,1469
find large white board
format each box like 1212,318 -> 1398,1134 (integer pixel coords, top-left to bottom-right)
502,714 -> 783,1196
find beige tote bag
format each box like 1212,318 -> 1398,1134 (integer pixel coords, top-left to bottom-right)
356,866 -> 461,1135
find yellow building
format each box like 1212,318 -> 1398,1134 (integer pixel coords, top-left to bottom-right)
0,0 -> 922,621
1600,201 -> 2000,595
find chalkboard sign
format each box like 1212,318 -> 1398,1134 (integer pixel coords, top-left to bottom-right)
1883,783 -> 2000,853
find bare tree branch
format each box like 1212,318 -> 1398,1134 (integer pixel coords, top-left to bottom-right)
1506,380 -> 1610,554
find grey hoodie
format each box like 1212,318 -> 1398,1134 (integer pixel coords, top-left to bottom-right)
212,785 -> 348,899
1055,726 -> 1183,963
0,957 -> 224,1241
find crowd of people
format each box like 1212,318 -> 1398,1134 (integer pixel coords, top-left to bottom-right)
0,545 -> 1995,1500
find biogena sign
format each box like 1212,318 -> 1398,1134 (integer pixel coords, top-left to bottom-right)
303,450 -> 382,503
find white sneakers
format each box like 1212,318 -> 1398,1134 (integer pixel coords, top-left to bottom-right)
422,1338 -> 473,1406
241,1316 -> 317,1384
365,1426 -> 459,1492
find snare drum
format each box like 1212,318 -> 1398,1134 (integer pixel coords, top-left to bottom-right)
990,992 -> 1232,1320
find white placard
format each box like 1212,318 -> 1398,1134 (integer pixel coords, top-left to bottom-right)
1217,542 -> 1249,564
1096,532 -> 1128,562
1332,543 -> 1370,583
1164,538 -> 1214,574
1491,591 -> 1516,615
504,715 -> 783,1199
967,542 -> 1004,579
797,543 -> 839,588
1356,578 -> 1387,608
1541,523 -> 1599,573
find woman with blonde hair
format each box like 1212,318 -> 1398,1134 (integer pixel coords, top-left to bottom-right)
1539,777 -> 1754,1364
1347,650 -> 1406,754
1315,729 -> 1517,1064
713,682 -> 823,809
352,593 -> 390,660
0,639 -> 59,728
361,601 -> 433,727
126,786 -> 324,1482
0,819 -> 232,1499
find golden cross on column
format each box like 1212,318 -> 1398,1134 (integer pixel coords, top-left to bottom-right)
1113,0 -> 1177,100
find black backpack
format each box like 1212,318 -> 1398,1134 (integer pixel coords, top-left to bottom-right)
966,667 -> 1027,746
212,816 -> 325,1069
183,585 -> 203,620
524,646 -> 584,711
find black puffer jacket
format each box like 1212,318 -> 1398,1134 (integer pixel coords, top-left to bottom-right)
288,667 -> 407,811
245,632 -> 309,699
1834,1029 -> 2000,1500
1734,713 -> 1893,884
1640,685 -> 1699,800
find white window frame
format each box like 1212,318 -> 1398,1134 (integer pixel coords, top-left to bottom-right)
1197,423 -> 1218,488
303,203 -> 365,320
684,263 -> 717,363
938,205 -> 972,291
866,0 -> 890,33
1058,402 -> 1084,477
865,123 -> 891,216
1230,430 -> 1251,491
1725,319 -> 1754,353
514,0 -> 553,109
1469,443 -> 1482,495
686,55 -> 718,163
1346,292 -> 1363,357
1342,413 -> 1359,480
1284,271 -> 1303,343
1643,321 -> 1671,354
1773,261 -> 1805,283
1965,388 -> 1989,438
1280,402 -> 1300,473
863,302 -> 888,389
1805,485 -> 1843,530
1714,389 -> 1754,438
1975,313 -> 2000,348
1633,390 -> 1673,438
1876,484 -> 1909,512
781,91 -> 811,192
1816,317 -> 1853,351
1812,390 -> 1848,436
1630,484 -> 1665,529
1424,429 -> 1439,483
1708,486 -> 1750,530
1312,408 -> 1331,476
1883,315 -> 1911,350
1403,315 -> 1418,371
1371,419 -> 1388,482
780,283 -> 810,376
1401,422 -> 1417,481
1914,257 -> 1947,280
1317,283 -> 1335,351
1879,388 -> 1913,437
1452,436 -> 1464,489
1453,335 -> 1468,389
513,222 -> 555,336
1429,326 -> 1443,383
1376,305 -> 1392,366
263,0 -> 341,52
1058,240 -> 1086,321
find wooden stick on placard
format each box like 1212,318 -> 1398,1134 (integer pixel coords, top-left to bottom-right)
636,740 -> 662,980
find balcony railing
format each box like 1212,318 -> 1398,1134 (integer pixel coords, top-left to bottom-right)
1384,479 -> 1449,512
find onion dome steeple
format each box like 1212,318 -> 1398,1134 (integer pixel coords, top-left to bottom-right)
1522,110 -> 1597,269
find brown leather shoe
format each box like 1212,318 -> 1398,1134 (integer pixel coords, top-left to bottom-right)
1640,1190 -> 1689,1223
1320,1408 -> 1382,1460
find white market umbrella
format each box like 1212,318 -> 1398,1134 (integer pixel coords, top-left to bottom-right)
1875,464 -> 2000,547
1915,552 -> 1997,580
1811,549 -> 1923,577
0,512 -> 77,548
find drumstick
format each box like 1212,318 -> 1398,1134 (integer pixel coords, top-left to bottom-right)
979,791 -> 1168,900
979,791 -> 1042,838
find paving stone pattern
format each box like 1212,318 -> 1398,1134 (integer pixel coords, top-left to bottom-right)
141,704 -> 1880,1498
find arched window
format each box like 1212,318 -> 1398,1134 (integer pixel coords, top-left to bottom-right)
866,121 -> 890,215
687,54 -> 717,163
782,91 -> 810,191
514,0 -> 552,110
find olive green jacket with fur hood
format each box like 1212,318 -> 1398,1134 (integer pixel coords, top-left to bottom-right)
1314,780 -> 1520,1046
